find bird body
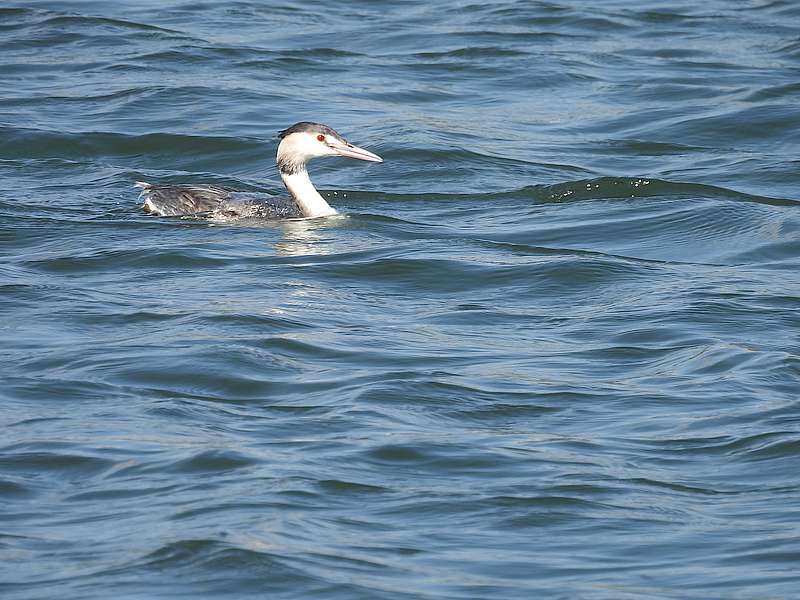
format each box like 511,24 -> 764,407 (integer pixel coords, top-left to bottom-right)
136,122 -> 382,220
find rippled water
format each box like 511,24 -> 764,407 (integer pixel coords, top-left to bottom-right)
2,1 -> 800,598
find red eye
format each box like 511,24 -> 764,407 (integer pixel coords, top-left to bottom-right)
317,134 -> 325,142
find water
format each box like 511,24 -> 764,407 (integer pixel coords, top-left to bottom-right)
2,1 -> 800,598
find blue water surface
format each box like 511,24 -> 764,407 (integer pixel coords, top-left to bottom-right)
1,1 -> 800,599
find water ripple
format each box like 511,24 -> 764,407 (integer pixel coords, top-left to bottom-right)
2,1 -> 800,599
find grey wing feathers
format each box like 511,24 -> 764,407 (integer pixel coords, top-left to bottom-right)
136,182 -> 232,216
136,182 -> 304,220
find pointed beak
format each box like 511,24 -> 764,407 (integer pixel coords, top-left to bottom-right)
328,139 -> 383,163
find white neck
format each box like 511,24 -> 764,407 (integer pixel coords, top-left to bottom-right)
280,169 -> 337,218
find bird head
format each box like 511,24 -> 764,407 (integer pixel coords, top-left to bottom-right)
277,122 -> 383,175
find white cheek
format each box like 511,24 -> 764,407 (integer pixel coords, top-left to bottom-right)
298,135 -> 331,158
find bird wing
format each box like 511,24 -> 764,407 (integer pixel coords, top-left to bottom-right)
136,183 -> 304,220
137,183 -> 233,217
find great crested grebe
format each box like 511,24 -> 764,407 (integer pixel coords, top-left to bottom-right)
135,122 -> 383,220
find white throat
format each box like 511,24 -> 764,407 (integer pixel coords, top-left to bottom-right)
280,169 -> 337,218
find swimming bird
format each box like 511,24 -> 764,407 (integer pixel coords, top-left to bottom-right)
135,122 -> 383,220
